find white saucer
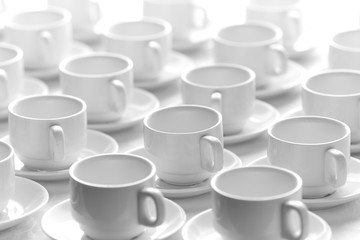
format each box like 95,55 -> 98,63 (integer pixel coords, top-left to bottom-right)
0,177 -> 49,231
182,209 -> 332,240
256,60 -> 305,99
41,198 -> 186,240
283,108 -> 360,154
127,147 -> 242,198
135,51 -> 193,90
249,156 -> 360,210
173,27 -> 212,52
224,100 -> 280,145
0,77 -> 49,120
88,88 -> 160,132
1,130 -> 119,181
25,41 -> 93,81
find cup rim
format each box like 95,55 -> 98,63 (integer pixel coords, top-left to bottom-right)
330,29 -> 360,53
59,52 -> 134,78
69,153 -> 157,188
211,165 -> 303,201
8,94 -> 87,121
0,42 -> 23,66
267,116 -> 351,145
102,17 -> 172,41
213,21 -> 283,47
143,104 -> 222,135
0,141 -> 14,164
181,63 -> 256,89
302,69 -> 360,97
5,6 -> 71,30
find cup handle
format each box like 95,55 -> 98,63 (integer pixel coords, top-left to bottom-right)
49,125 -> 65,161
210,91 -> 222,114
0,69 -> 8,102
138,187 -> 166,227
109,79 -> 126,114
193,5 -> 209,29
324,148 -> 347,188
281,200 -> 309,240
39,31 -> 53,63
200,135 -> 223,172
268,43 -> 288,75
147,41 -> 162,74
286,10 -> 302,44
89,0 -> 101,24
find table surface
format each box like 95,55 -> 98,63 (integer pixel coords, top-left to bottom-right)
2,0 -> 360,239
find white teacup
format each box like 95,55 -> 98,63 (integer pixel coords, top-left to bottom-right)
302,69 -> 360,143
47,0 -> 100,41
211,166 -> 309,240
4,6 -> 72,70
246,4 -> 302,51
0,141 -> 15,213
213,21 -> 288,88
8,95 -> 87,170
102,17 -> 172,81
181,63 -> 255,135
268,116 -> 350,198
60,52 -> 133,123
143,105 -> 224,185
143,0 -> 208,40
70,153 -> 166,240
0,42 -> 24,108
329,29 -> 360,70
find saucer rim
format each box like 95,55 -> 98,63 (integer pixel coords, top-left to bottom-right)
87,88 -> 160,132
181,209 -> 332,240
256,60 -> 305,99
0,76 -> 49,120
3,129 -> 119,181
0,176 -> 49,231
248,155 -> 360,210
134,51 -> 193,90
41,198 -> 186,240
224,100 -> 280,144
127,147 -> 242,198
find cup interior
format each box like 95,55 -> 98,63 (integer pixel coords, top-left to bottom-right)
0,47 -> 17,63
305,71 -> 360,95
218,24 -> 276,44
10,96 -> 84,119
109,21 -> 166,37
213,167 -> 299,199
270,117 -> 348,144
0,142 -> 12,162
145,106 -> 220,133
333,30 -> 360,48
185,65 -> 252,87
63,55 -> 131,76
12,10 -> 64,26
71,154 -> 154,186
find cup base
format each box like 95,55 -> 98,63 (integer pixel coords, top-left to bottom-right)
157,171 -> 211,186
303,186 -> 336,199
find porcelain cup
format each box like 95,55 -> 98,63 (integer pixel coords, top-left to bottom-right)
268,116 -> 350,198
211,166 -> 309,240
213,21 -> 288,88
143,105 -> 224,185
0,141 -> 15,213
70,153 -> 166,240
329,29 -> 360,70
181,63 -> 255,135
246,4 -> 302,52
302,69 -> 360,143
48,0 -> 100,41
60,52 -> 133,123
8,95 -> 87,170
143,0 -> 208,41
0,42 -> 24,108
103,17 -> 172,81
3,6 -> 72,70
